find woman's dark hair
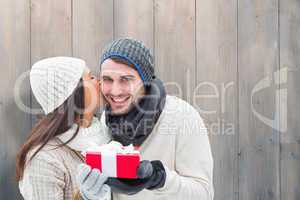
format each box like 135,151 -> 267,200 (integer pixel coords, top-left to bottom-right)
16,79 -> 85,180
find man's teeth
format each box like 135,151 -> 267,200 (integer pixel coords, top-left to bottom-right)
111,97 -> 129,103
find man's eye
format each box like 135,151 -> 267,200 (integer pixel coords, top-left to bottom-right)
121,77 -> 131,82
102,77 -> 112,82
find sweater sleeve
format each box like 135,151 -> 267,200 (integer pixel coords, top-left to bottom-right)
19,153 -> 66,200
156,106 -> 214,200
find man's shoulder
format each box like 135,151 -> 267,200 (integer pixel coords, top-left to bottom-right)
158,96 -> 207,137
164,95 -> 199,116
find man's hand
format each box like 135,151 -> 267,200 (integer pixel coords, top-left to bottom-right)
106,160 -> 166,195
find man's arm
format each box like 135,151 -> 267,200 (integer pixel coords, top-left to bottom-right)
156,106 -> 214,199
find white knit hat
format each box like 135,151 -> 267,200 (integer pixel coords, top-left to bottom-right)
30,57 -> 86,114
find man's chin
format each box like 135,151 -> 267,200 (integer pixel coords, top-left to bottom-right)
110,108 -> 130,115
108,102 -> 136,115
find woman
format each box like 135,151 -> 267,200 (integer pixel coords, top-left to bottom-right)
16,57 -> 111,200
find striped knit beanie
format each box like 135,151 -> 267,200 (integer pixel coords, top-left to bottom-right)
100,38 -> 155,85
30,57 -> 86,114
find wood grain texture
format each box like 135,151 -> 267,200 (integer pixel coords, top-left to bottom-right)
279,0 -> 300,199
238,0 -> 280,199
31,0 -> 72,63
114,0 -> 154,50
154,0 -> 195,102
73,0 -> 114,73
0,0 -> 31,199
196,0 -> 238,199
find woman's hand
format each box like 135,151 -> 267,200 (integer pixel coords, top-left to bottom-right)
76,163 -> 111,200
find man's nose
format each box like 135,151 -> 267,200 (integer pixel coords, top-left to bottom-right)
110,81 -> 123,96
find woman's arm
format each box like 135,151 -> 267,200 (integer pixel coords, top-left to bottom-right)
19,153 -> 66,200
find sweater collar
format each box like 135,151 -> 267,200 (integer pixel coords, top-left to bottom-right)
57,117 -> 110,152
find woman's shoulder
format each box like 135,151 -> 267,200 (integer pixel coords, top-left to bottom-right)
26,139 -> 73,167
19,139 -> 71,199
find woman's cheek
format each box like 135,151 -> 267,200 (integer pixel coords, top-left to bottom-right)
94,80 -> 100,95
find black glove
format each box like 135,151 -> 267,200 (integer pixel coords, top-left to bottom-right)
105,160 -> 166,195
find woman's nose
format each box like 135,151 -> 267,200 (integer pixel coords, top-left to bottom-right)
96,78 -> 101,85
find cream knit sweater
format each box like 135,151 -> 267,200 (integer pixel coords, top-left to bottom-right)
19,118 -> 111,200
103,95 -> 214,200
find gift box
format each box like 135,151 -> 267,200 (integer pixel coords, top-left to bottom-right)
85,143 -> 140,179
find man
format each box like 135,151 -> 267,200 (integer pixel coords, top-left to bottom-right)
77,38 -> 214,200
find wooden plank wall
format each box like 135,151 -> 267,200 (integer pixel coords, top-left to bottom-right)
0,0 -> 31,199
280,0 -> 300,199
238,1 -> 280,200
0,0 -> 299,199
196,1 -> 238,199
